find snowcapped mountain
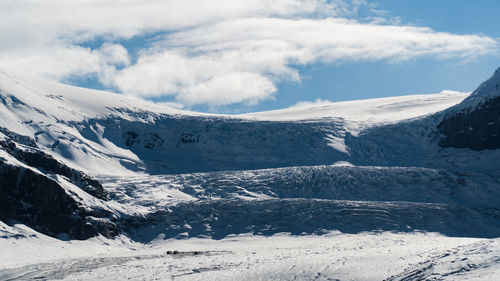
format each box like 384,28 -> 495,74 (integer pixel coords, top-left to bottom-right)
0,68 -> 468,175
1,68 -> 500,280
439,67 -> 500,150
0,126 -> 117,239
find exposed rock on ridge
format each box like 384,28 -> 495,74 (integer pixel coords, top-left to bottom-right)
439,68 -> 500,150
0,127 -> 117,239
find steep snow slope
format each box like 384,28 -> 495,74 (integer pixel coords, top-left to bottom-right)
0,68 -> 200,124
453,67 -> 500,110
0,69 -> 201,175
0,127 -> 118,239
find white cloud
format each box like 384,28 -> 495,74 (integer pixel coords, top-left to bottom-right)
292,98 -> 333,107
0,0 -> 351,41
181,73 -> 277,106
109,18 -> 496,105
0,43 -> 129,83
164,18 -> 496,61
0,0 -> 497,107
112,50 -> 277,106
0,0 -> 358,84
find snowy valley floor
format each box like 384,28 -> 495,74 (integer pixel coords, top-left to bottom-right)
1,228 -> 500,281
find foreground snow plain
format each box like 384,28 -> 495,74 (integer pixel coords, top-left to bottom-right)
2,223 -> 500,281
1,68 -> 500,280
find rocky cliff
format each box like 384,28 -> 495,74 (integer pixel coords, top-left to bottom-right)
439,68 -> 500,150
0,127 -> 117,239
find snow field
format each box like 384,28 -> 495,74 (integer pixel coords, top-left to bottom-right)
1,227 -> 499,281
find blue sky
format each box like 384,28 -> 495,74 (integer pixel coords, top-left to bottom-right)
1,0 -> 499,113
221,0 -> 500,113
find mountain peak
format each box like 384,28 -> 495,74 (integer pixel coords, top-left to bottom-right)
464,67 -> 500,103
439,67 -> 500,150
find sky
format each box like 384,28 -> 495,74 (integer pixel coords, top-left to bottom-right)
1,0 -> 499,113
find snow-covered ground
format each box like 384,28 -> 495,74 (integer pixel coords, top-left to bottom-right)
1,222 -> 499,281
1,68 -> 500,280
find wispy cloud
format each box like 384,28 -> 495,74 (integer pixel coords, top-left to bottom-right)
0,0 -> 497,107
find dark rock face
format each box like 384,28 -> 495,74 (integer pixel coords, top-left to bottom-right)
123,131 -> 139,146
180,133 -> 199,143
0,164 -> 117,239
122,130 -> 164,150
0,127 -> 108,200
0,127 -> 117,239
439,96 -> 500,150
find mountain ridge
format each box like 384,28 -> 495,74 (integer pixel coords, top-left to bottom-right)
0,67 -> 500,241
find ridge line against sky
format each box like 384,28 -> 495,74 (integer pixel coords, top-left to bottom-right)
1,0 -> 499,113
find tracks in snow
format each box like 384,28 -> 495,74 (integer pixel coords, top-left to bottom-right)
0,251 -> 227,281
386,240 -> 500,280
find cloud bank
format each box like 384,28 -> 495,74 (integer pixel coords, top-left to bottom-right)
0,0 -> 497,107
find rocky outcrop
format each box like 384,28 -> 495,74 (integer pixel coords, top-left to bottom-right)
439,92 -> 500,151
0,127 -> 108,200
0,127 -> 117,239
122,130 -> 164,150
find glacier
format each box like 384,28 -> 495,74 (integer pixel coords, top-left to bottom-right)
0,67 -> 500,280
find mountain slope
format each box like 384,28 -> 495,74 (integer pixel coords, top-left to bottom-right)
0,67 -> 500,242
1,67 -> 500,280
0,127 -> 117,239
439,68 -> 500,150
0,69 -> 468,175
